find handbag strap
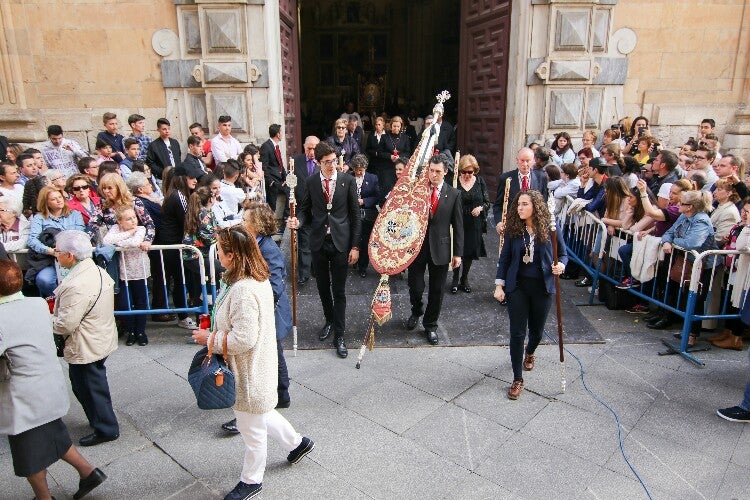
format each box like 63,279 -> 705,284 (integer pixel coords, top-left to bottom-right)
206,331 -> 229,360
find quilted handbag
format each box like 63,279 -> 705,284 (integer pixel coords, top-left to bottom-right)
188,332 -> 236,410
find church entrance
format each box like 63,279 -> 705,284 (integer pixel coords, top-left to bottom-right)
296,0 -> 461,142
281,0 -> 512,198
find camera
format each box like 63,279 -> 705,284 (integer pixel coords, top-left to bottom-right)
638,126 -> 647,136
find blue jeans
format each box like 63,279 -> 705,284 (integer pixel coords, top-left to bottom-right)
36,265 -> 58,298
741,349 -> 750,411
118,279 -> 148,336
618,243 -> 633,278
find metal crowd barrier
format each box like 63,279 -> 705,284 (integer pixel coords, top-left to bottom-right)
556,196 -> 750,367
9,244 -> 209,318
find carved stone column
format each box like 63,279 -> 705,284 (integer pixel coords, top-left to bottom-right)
521,0 -> 636,149
153,1 -> 279,146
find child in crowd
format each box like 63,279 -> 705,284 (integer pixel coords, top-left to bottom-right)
119,138 -> 141,180
103,206 -> 151,346
94,139 -> 115,167
183,187 -> 219,309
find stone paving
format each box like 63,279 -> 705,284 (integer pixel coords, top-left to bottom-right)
2,283 -> 749,500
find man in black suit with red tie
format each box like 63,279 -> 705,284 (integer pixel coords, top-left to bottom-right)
288,141 -> 361,358
260,123 -> 288,233
291,135 -> 320,285
406,154 -> 464,345
492,147 -> 549,234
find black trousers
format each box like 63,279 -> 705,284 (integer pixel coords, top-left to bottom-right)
507,278 -> 552,381
357,218 -> 375,271
312,237 -> 350,337
296,223 -> 312,280
277,337 -> 290,404
408,242 -> 449,331
68,358 -> 119,438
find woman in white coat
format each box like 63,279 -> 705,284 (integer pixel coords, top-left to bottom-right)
192,226 -> 314,500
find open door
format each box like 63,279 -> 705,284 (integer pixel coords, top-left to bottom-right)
457,0 -> 512,201
280,0 -> 302,153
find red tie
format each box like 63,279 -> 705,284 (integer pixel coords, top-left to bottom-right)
521,175 -> 529,191
324,178 -> 331,203
275,144 -> 283,174
430,186 -> 439,215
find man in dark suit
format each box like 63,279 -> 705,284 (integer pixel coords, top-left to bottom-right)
291,135 -> 320,285
261,123 -> 288,235
288,141 -> 361,358
406,154 -> 464,345
145,118 -> 181,179
175,135 -> 206,176
351,154 -> 380,277
492,147 -> 549,234
434,115 -> 456,155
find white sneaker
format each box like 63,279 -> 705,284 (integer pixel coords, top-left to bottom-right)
177,317 -> 198,330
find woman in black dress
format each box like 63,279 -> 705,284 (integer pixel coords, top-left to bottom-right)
365,116 -> 390,201
450,154 -> 489,293
381,116 -> 412,197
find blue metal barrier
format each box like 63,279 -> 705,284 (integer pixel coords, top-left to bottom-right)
9,245 -> 210,318
557,196 -> 750,367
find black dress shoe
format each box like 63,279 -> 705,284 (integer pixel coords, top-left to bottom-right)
559,272 -> 577,280
647,316 -> 671,329
358,269 -> 367,278
450,285 -> 459,294
459,284 -> 472,293
125,332 -> 136,346
297,276 -> 310,285
318,322 -> 333,341
406,314 -> 421,330
575,276 -> 591,287
79,433 -> 118,447
642,311 -> 660,322
221,418 -> 240,434
276,399 -> 291,409
136,333 -> 148,346
426,330 -> 439,345
334,337 -> 348,358
73,467 -> 107,499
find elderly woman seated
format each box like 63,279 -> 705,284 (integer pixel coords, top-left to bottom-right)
52,230 -> 120,448
0,259 -> 107,500
0,195 -> 30,262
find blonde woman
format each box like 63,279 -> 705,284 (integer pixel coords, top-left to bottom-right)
85,172 -> 154,249
326,117 -> 360,170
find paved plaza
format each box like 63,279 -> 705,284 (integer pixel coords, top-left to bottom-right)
2,281 -> 749,500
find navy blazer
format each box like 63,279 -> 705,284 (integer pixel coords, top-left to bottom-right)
357,172 -> 380,209
496,228 -> 568,294
145,137 -> 181,179
257,235 -> 292,340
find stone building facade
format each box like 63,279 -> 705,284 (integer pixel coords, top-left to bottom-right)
0,0 -> 748,175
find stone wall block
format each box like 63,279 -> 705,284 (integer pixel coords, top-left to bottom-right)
592,57 -> 628,85
549,60 -> 590,81
549,89 -> 584,129
592,10 -> 609,51
161,59 -> 202,88
183,9 -> 202,54
554,10 -> 589,51
585,89 -> 603,128
205,8 -> 244,54
204,62 -> 248,84
210,93 -> 248,132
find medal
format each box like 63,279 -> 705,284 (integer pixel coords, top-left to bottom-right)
326,203 -> 332,210
522,254 -> 533,264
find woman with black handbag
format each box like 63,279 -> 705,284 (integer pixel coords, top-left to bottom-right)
191,226 -> 313,500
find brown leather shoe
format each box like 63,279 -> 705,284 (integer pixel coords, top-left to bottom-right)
710,333 -> 744,351
507,379 -> 524,400
523,353 -> 535,371
707,328 -> 732,342
152,313 -> 176,322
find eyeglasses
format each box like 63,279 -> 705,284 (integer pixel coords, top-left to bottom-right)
71,185 -> 88,191
50,177 -> 63,182
680,203 -> 692,207
336,126 -> 347,130
460,171 -> 474,175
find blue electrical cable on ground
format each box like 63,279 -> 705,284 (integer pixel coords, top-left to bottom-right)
544,332 -> 654,500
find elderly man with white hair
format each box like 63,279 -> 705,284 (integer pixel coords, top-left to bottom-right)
52,230 -> 119,447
